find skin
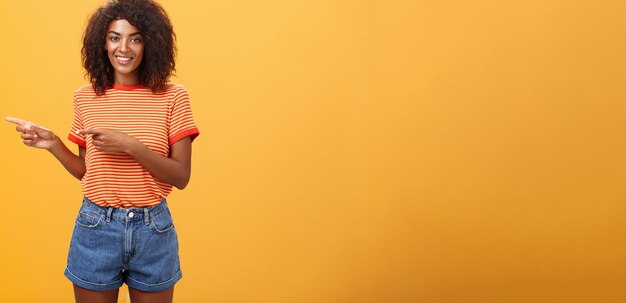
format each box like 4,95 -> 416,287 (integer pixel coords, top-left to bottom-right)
105,19 -> 144,86
5,19 -> 187,303
73,284 -> 174,303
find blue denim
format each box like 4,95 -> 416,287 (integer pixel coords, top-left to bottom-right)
64,197 -> 182,292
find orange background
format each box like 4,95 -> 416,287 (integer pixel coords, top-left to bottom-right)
1,0 -> 626,302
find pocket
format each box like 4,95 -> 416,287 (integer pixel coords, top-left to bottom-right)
150,207 -> 175,233
74,205 -> 104,229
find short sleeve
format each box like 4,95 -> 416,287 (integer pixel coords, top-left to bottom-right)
68,91 -> 86,147
169,86 -> 200,145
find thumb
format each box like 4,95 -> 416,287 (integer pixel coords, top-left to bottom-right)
31,125 -> 52,137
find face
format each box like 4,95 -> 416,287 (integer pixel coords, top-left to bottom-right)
105,19 -> 144,85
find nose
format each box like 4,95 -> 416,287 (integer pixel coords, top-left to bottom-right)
119,39 -> 129,52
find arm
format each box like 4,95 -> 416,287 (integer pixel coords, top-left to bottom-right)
49,141 -> 86,181
78,128 -> 192,189
5,117 -> 86,180
127,137 -> 192,190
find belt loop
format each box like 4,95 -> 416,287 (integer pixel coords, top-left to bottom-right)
144,207 -> 150,225
106,207 -> 113,223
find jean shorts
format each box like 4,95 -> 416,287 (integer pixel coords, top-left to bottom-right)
64,197 -> 182,292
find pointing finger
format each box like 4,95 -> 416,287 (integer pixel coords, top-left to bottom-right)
5,117 -> 29,126
77,128 -> 102,135
5,117 -> 44,131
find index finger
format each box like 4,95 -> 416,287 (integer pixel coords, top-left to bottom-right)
5,117 -> 37,131
76,128 -> 102,135
5,117 -> 29,126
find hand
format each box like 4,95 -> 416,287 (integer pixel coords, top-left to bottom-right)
5,117 -> 59,150
77,128 -> 138,153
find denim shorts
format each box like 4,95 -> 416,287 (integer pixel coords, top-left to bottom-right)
64,197 -> 182,292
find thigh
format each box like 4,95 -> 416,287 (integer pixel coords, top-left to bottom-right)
129,286 -> 174,303
73,284 -> 119,303
65,202 -> 125,290
125,204 -> 182,291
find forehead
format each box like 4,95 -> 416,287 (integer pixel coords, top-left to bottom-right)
107,19 -> 141,34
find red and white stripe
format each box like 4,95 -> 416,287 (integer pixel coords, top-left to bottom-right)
68,83 -> 199,208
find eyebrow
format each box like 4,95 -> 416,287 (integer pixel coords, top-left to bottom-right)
108,31 -> 142,36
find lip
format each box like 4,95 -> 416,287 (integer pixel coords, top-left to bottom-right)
115,55 -> 133,65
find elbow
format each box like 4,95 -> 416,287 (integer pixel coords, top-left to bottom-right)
174,182 -> 188,190
73,169 -> 86,181
173,172 -> 191,190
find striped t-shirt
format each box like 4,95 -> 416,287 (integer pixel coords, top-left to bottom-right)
68,83 -> 200,208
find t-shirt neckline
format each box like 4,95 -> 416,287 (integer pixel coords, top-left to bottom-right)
112,84 -> 146,90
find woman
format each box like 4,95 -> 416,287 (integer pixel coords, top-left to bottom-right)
6,0 -> 199,302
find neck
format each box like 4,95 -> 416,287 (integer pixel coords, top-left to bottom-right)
114,73 -> 140,86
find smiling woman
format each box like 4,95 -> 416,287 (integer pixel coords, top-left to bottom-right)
5,0 -> 198,303
82,0 -> 176,95
105,19 -> 145,86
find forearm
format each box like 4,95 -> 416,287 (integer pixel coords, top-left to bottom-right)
48,137 -> 86,181
126,142 -> 190,189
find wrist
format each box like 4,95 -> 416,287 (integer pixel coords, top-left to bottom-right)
47,135 -> 62,152
125,137 -> 144,156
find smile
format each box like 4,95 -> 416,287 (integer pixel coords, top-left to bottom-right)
115,56 -> 133,65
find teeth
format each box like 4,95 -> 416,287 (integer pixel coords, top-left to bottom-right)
117,57 -> 131,61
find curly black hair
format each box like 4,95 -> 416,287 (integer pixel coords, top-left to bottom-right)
82,0 -> 176,95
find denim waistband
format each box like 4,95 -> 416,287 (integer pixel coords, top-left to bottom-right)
81,196 -> 168,225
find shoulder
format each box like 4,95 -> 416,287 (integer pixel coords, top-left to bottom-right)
74,84 -> 95,94
73,84 -> 96,99
72,84 -> 96,104
165,82 -> 191,101
165,82 -> 188,94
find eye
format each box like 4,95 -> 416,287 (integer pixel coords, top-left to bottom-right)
131,37 -> 142,43
109,36 -> 120,42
